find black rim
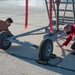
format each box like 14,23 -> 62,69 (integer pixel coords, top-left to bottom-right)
45,44 -> 51,57
3,36 -> 10,47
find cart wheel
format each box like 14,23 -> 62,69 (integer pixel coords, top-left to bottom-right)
38,38 -> 53,61
0,31 -> 12,50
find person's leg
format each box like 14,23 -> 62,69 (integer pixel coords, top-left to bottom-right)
71,42 -> 75,55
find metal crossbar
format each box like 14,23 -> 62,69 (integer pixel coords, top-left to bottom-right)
7,26 -> 49,48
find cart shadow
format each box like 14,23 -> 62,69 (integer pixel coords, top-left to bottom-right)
5,44 -> 75,75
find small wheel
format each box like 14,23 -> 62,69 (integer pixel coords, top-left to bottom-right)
0,31 -> 12,50
38,38 -> 53,61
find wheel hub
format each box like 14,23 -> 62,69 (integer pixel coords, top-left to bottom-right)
3,36 -> 10,46
46,44 -> 51,57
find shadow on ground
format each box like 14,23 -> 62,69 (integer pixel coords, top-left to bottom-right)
4,43 -> 75,75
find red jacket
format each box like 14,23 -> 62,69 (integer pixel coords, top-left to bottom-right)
63,24 -> 75,46
0,20 -> 9,32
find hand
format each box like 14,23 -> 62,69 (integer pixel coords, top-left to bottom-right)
72,36 -> 75,41
13,38 -> 16,40
59,45 -> 64,48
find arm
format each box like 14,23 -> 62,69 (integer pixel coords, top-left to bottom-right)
60,34 -> 72,48
63,34 -> 72,46
5,29 -> 13,36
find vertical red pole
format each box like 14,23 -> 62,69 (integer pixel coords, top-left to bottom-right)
49,0 -> 53,33
25,0 -> 28,29
56,0 -> 60,31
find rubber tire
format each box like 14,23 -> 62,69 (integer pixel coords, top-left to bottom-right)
0,31 -> 12,50
38,38 -> 53,61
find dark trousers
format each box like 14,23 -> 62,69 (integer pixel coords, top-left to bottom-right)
71,42 -> 75,50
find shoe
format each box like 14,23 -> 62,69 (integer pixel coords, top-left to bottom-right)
72,52 -> 75,55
